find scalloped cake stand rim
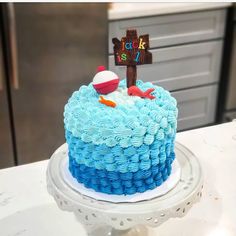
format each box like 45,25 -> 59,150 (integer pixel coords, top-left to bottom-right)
46,142 -> 203,234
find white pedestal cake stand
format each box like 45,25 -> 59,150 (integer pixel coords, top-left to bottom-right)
46,142 -> 203,236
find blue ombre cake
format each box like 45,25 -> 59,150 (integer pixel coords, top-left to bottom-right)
64,79 -> 178,195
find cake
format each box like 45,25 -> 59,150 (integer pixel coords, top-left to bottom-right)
63,29 -> 178,195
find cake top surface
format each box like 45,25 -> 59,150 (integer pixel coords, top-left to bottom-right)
64,79 -> 178,148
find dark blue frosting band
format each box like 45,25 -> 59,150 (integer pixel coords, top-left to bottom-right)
69,151 -> 175,195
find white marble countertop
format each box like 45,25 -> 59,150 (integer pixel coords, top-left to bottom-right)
0,121 -> 236,235
109,3 -> 232,20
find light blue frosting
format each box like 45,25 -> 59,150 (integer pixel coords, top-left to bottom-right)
66,130 -> 175,173
64,79 -> 178,148
64,79 -> 178,175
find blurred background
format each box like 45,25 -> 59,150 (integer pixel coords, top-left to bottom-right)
0,2 -> 235,168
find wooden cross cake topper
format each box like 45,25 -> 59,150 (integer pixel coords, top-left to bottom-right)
112,29 -> 152,88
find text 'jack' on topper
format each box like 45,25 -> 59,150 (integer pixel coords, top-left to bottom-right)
112,29 -> 152,88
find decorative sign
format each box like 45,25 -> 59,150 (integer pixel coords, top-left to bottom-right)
112,29 -> 152,87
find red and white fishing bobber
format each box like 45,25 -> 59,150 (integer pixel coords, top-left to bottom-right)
92,66 -> 120,94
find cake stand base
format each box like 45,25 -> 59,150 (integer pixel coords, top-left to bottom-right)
47,142 -> 203,236
106,225 -> 148,236
82,224 -> 147,236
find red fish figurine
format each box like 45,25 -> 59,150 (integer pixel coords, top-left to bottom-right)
128,86 -> 156,100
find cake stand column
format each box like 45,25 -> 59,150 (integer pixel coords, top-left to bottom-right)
107,226 -> 148,236
78,221 -> 112,236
